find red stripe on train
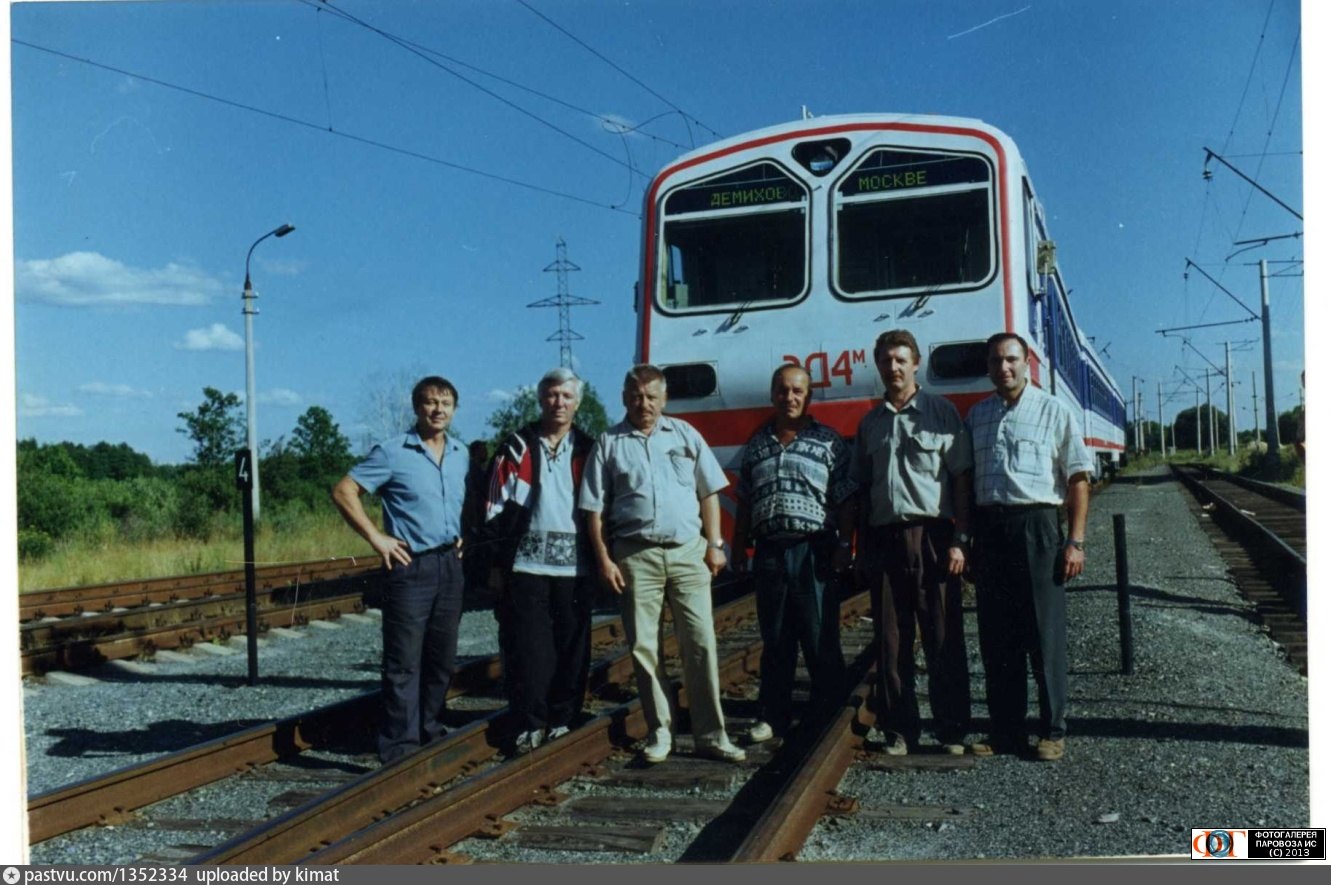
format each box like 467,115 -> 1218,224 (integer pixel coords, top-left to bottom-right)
672,391 -> 996,447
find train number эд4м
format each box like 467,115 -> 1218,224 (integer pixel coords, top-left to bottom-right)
782,349 -> 868,388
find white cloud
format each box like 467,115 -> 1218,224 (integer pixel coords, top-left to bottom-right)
258,388 -> 301,406
19,393 -> 84,418
177,323 -> 244,351
78,381 -> 153,399
16,252 -> 224,306
487,388 -> 517,403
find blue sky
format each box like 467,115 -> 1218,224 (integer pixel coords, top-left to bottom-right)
6,0 -> 1306,465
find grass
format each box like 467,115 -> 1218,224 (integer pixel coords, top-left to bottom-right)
18,501 -> 381,593
1117,444 -> 1304,489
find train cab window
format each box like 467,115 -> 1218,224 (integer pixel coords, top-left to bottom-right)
659,162 -> 809,313
832,149 -> 996,297
928,341 -> 989,380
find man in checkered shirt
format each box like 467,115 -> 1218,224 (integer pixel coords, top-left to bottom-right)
966,332 -> 1093,763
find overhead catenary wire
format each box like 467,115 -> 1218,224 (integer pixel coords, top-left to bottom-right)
11,38 -> 638,216
516,0 -> 721,144
308,0 -> 646,179
302,0 -> 690,152
1225,26 -> 1301,246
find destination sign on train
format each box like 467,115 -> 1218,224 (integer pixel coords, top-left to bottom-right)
666,163 -> 807,214
839,150 -> 990,197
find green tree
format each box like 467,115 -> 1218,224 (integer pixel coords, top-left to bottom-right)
1172,405 -> 1230,452
485,381 -> 611,447
290,405 -> 354,475
262,406 -> 357,511
1278,405 -> 1303,447
177,387 -> 244,466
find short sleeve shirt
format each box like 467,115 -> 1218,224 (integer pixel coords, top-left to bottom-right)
736,419 -> 856,540
967,384 -> 1095,506
579,416 -> 728,545
349,430 -> 468,552
855,389 -> 973,526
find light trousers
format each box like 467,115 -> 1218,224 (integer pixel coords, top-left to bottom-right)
614,535 -> 727,743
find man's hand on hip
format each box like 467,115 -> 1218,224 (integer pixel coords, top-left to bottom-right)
372,533 -> 412,571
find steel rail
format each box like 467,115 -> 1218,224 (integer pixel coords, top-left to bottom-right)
280,591 -> 867,865
1172,465 -> 1305,568
189,590 -> 767,865
20,556 -> 380,621
21,586 -> 371,675
27,614 -> 613,844
728,651 -> 876,862
1184,462 -> 1306,512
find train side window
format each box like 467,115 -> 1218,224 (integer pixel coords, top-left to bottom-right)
662,363 -> 718,399
928,341 -> 989,380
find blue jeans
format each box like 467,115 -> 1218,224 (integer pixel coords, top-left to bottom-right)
379,549 -> 464,762
751,534 -> 845,729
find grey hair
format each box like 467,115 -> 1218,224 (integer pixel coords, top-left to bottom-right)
537,366 -> 583,403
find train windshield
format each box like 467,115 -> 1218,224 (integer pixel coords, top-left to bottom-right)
833,149 -> 995,298
659,162 -> 808,312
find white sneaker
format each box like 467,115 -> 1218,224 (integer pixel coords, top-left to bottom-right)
746,721 -> 774,744
546,725 -> 571,741
642,728 -> 672,764
697,736 -> 746,763
514,729 -> 544,755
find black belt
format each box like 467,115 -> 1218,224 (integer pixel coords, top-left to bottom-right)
875,518 -> 941,532
977,503 -> 1056,515
412,539 -> 459,556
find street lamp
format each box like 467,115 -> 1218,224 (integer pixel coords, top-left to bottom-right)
242,223 -> 295,522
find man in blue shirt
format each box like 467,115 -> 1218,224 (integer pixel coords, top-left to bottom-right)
332,376 -> 469,763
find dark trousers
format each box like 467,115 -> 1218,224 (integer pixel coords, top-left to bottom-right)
379,550 -> 464,763
974,505 -> 1067,742
505,572 -> 593,732
865,520 -> 971,744
752,534 -> 845,729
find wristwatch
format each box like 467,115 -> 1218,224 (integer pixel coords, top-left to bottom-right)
1066,538 -> 1085,551
951,532 -> 971,549
708,539 -> 726,550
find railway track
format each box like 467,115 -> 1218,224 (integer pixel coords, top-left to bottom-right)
1170,463 -> 1306,673
19,558 -> 381,675
200,591 -> 875,865
26,586 -> 786,862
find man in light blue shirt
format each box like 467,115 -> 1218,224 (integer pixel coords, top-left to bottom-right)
332,376 -> 469,763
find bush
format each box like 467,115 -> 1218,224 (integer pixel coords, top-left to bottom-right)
17,529 -> 55,561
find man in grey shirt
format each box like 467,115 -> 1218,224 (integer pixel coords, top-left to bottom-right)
855,329 -> 973,756
580,364 -> 745,764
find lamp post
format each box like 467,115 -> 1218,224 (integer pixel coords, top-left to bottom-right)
242,223 -> 295,522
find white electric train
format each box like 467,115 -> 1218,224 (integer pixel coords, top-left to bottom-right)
634,114 -> 1126,509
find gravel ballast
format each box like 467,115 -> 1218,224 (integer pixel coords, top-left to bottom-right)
20,468 -> 1311,862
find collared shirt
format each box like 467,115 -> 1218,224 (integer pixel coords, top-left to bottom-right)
579,415 -> 728,545
967,383 -> 1095,506
514,434 -> 586,577
855,388 -> 973,526
349,430 -> 468,553
736,418 -> 856,541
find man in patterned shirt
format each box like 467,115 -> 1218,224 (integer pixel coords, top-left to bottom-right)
967,332 -> 1093,763
855,329 -> 973,756
731,364 -> 856,744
